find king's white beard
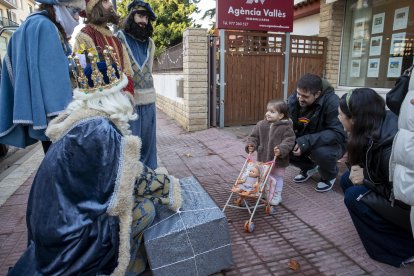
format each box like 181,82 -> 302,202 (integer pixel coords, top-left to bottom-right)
67,92 -> 137,134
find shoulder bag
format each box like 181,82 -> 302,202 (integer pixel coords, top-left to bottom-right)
386,64 -> 414,115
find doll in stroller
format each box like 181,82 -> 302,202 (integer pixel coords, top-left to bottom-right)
222,155 -> 277,233
231,165 -> 261,196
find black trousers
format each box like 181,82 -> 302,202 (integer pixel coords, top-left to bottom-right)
289,144 -> 344,180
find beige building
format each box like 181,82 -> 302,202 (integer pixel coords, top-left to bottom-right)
14,0 -> 35,24
0,0 -> 35,59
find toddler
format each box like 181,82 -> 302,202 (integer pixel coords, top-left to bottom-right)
246,99 -> 296,205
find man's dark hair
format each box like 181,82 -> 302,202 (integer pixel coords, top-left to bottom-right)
85,0 -> 120,25
297,73 -> 323,95
123,10 -> 153,41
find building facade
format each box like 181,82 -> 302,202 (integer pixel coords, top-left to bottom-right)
294,0 -> 413,95
14,0 -> 34,24
0,0 -> 34,59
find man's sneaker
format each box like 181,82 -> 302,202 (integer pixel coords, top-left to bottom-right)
293,166 -> 319,183
315,178 -> 335,192
402,255 -> 414,267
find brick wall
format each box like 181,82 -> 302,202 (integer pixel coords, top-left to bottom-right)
156,28 -> 208,132
319,0 -> 345,87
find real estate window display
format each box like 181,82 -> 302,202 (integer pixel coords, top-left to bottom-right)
339,0 -> 413,89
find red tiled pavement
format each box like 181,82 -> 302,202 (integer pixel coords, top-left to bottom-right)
0,175 -> 33,275
0,109 -> 414,275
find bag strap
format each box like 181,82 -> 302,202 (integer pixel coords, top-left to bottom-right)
403,63 -> 414,77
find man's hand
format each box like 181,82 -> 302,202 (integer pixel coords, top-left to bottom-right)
411,98 -> 414,105
292,144 -> 302,156
247,145 -> 255,153
274,146 -> 281,157
349,165 -> 364,185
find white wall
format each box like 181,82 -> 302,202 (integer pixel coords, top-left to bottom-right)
293,13 -> 320,36
153,73 -> 184,102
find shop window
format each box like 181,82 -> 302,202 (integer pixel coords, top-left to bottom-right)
339,0 -> 413,89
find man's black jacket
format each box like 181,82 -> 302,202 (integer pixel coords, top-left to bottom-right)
287,80 -> 347,154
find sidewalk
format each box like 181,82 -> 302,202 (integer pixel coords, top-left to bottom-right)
1,109 -> 414,275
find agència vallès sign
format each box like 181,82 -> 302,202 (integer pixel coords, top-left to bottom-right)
216,0 -> 294,32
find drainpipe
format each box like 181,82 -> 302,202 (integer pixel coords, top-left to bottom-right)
219,29 -> 225,128
283,32 -> 291,101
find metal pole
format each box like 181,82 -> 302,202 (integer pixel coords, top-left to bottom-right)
211,36 -> 218,127
207,35 -> 218,128
219,29 -> 225,128
283,32 -> 291,101
207,35 -> 212,128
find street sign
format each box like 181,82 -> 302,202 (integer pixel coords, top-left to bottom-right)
216,0 -> 294,32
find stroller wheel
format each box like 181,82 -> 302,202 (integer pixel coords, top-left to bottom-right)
244,221 -> 254,233
234,197 -> 243,207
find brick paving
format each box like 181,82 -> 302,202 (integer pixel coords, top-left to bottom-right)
1,109 -> 414,275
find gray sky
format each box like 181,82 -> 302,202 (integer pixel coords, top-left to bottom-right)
192,0 -> 216,28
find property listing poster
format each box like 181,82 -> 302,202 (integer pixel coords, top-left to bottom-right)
387,57 -> 403,78
369,36 -> 382,56
350,60 -> 361,77
371,12 -> 385,34
367,58 -> 380,78
393,6 -> 409,31
390,32 -> 406,55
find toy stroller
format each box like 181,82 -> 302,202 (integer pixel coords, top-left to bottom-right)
222,154 -> 277,233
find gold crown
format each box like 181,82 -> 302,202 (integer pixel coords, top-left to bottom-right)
70,45 -> 125,95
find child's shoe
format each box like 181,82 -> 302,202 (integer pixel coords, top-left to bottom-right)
268,205 -> 277,214
269,192 -> 282,206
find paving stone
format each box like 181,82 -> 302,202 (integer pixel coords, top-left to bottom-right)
1,109 -> 414,276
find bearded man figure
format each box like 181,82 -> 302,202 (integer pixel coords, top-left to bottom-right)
73,0 -> 134,94
117,0 -> 158,169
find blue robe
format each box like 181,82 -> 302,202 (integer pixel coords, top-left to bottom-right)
8,110 -> 181,275
0,11 -> 72,148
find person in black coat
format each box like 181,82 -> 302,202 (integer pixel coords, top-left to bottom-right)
338,88 -> 414,267
288,73 -> 347,192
